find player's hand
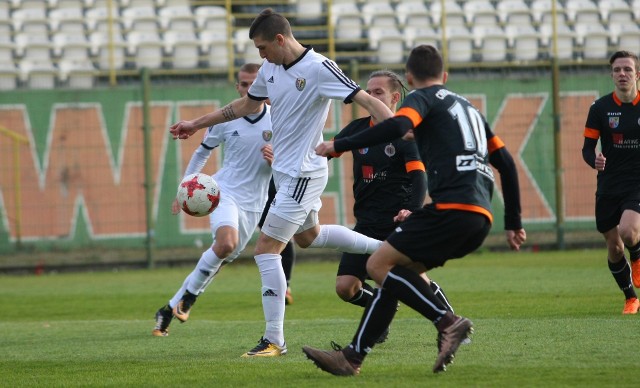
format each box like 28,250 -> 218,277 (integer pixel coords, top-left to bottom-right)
170,120 -> 198,140
506,228 -> 526,251
315,141 -> 335,157
393,209 -> 412,223
262,144 -> 274,166
171,198 -> 181,215
595,152 -> 606,171
402,129 -> 415,141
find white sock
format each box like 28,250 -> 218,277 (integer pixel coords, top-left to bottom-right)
308,224 -> 383,254
169,271 -> 193,308
255,253 -> 286,346
188,248 -> 225,294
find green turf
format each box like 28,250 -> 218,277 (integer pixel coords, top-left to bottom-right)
1,249 -> 638,387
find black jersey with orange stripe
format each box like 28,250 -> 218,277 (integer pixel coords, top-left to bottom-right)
333,85 -> 516,225
396,85 -> 500,222
584,91 -> 640,197
334,116 -> 426,227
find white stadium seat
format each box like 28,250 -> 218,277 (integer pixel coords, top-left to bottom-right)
200,30 -> 229,69
331,4 -> 363,41
565,0 -> 601,24
368,27 -> 404,64
496,0 -> 534,26
0,62 -> 18,90
158,5 -> 195,32
574,22 -> 610,60
234,28 -> 263,65
430,0 -> 466,28
396,1 -> 432,30
539,23 -> 576,60
464,0 -> 499,28
443,26 -> 474,63
89,31 -> 127,70
127,31 -> 164,69
12,7 -> 48,35
361,2 -> 396,27
506,24 -> 541,62
49,7 -> 85,34
404,26 -> 439,50
164,30 -> 200,69
122,6 -> 158,33
195,6 -> 228,31
474,25 -> 509,62
615,24 -> 640,54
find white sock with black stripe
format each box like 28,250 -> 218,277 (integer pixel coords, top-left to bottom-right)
255,253 -> 286,346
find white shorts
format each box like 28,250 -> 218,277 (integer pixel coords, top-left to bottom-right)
209,193 -> 261,262
261,171 -> 327,243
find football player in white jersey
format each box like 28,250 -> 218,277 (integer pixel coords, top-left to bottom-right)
152,63 -> 275,341
169,9 -> 394,357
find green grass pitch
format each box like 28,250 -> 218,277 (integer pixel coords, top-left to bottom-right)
1,249 -> 638,387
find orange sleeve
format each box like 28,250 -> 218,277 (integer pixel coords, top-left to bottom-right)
406,160 -> 426,172
584,127 -> 599,139
488,135 -> 505,154
395,107 -> 422,128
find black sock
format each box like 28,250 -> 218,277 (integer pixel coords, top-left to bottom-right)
349,288 -> 398,356
281,241 -> 296,286
347,282 -> 375,307
382,266 -> 447,323
430,280 -> 454,313
626,242 -> 640,261
609,258 -> 637,299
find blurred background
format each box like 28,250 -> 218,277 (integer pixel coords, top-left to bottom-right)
0,0 -> 636,270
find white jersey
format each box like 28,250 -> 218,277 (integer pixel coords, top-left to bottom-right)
248,47 -> 361,178
183,105 -> 273,212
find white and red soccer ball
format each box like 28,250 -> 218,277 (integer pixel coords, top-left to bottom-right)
177,173 -> 220,217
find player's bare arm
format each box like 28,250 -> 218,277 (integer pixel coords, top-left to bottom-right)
169,96 -> 262,140
352,89 -> 393,124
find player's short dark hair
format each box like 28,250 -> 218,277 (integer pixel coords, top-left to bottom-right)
239,63 -> 261,75
369,70 -> 407,97
249,8 -> 292,41
609,50 -> 639,71
406,45 -> 444,82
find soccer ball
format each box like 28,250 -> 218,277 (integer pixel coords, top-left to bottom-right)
176,173 -> 220,217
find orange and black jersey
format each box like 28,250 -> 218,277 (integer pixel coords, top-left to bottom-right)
333,84 -> 522,230
332,116 -> 426,227
583,91 -> 640,197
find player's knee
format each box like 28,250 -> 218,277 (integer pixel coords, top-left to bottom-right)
213,240 -> 237,258
293,231 -> 315,248
619,229 -> 639,249
335,284 -> 354,302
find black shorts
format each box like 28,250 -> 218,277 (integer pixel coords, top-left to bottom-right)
386,204 -> 492,270
337,223 -> 395,280
595,191 -> 640,233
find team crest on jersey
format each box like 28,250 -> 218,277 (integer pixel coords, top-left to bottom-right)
609,117 -> 619,128
262,130 -> 273,141
358,148 -> 368,154
384,144 -> 396,157
296,78 -> 306,91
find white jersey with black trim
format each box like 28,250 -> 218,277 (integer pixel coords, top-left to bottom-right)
183,105 -> 273,212
248,47 -> 361,178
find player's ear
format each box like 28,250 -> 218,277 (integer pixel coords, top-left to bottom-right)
392,91 -> 401,104
442,72 -> 448,84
